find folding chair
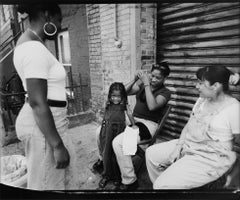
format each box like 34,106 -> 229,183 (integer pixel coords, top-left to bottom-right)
132,104 -> 172,173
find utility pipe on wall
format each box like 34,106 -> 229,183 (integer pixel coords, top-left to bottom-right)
114,4 -> 122,48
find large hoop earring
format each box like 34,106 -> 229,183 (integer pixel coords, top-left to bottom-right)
43,22 -> 57,36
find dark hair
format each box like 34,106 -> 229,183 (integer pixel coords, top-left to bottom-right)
106,82 -> 128,109
151,61 -> 170,77
17,4 -> 61,21
196,66 -> 233,91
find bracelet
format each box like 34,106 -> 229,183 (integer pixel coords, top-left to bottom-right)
144,84 -> 150,87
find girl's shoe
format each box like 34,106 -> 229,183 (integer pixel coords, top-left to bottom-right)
99,176 -> 110,188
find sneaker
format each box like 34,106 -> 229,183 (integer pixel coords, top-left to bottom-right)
119,180 -> 139,190
92,159 -> 103,174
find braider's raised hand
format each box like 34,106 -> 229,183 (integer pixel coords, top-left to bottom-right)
134,72 -> 140,82
229,73 -> 240,85
137,71 -> 150,86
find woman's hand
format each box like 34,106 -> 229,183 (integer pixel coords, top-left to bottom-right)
137,71 -> 150,86
134,72 -> 140,82
26,79 -> 70,169
229,73 -> 240,85
53,142 -> 70,169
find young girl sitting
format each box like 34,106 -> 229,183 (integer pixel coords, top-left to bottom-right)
96,82 -> 135,189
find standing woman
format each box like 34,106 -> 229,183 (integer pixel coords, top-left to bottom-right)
13,4 -> 79,190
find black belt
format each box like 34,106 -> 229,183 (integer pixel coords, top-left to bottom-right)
26,97 -> 67,107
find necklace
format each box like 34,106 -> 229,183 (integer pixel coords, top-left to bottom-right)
28,28 -> 44,43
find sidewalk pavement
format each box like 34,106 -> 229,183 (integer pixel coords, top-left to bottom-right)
1,121 -> 152,190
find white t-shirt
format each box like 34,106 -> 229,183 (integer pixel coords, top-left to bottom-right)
193,97 -> 240,142
13,41 -> 66,101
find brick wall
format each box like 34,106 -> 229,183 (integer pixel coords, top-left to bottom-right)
140,3 -> 157,70
86,4 -> 157,122
86,4 -> 103,120
1,4 -> 157,123
100,4 -> 131,95
61,5 -> 91,111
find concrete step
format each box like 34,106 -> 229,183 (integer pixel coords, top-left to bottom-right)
68,110 -> 96,129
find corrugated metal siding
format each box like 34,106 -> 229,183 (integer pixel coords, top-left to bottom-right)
157,3 -> 240,139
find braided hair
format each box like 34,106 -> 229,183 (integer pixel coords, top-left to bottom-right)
106,82 -> 128,110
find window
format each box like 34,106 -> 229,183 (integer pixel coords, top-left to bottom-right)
57,30 -> 74,99
57,30 -> 71,66
0,5 -> 7,28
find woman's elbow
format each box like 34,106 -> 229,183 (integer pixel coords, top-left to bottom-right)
28,99 -> 46,109
28,99 -> 36,108
148,104 -> 159,111
148,106 -> 155,111
148,103 -> 163,111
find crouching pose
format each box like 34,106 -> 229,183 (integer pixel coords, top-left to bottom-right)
146,66 -> 240,189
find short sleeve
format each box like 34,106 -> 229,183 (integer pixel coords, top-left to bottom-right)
156,87 -> 171,102
21,43 -> 50,79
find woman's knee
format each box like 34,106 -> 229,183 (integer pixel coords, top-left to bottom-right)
153,175 -> 174,189
112,133 -> 122,150
153,179 -> 166,189
145,145 -> 156,163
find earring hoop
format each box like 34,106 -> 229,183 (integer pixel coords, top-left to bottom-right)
43,22 -> 57,36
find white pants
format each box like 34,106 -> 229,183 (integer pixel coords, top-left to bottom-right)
146,139 -> 234,189
16,103 -> 79,190
112,117 -> 158,185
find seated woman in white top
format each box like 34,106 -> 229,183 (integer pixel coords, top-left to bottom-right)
146,65 -> 240,189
